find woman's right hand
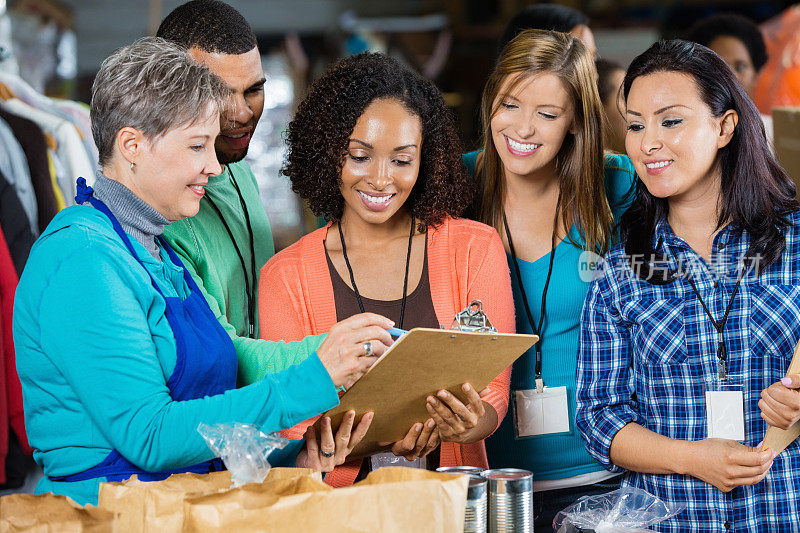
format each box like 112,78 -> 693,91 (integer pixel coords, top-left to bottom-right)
317,313 -> 394,390
685,439 -> 775,492
296,410 -> 373,472
380,419 -> 440,461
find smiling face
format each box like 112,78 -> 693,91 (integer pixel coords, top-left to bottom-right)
130,103 -> 222,221
490,73 -> 574,182
625,71 -> 736,203
339,98 -> 423,227
707,35 -> 757,95
189,47 -> 265,165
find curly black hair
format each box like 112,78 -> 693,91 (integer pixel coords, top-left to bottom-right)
283,53 -> 472,229
686,13 -> 767,72
156,0 -> 256,55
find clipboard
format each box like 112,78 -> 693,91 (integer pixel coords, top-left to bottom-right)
321,302 -> 537,456
762,337 -> 800,454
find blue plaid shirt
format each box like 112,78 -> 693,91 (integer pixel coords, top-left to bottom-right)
577,212 -> 800,532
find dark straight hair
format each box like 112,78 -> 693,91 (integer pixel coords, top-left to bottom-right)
498,4 -> 589,55
620,39 -> 797,283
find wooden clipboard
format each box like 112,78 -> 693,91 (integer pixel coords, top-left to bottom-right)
762,337 -> 800,454
321,327 -> 538,456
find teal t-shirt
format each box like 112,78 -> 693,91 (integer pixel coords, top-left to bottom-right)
463,151 -> 636,481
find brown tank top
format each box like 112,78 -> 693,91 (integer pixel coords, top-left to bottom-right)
325,233 -> 440,330
325,234 -> 441,476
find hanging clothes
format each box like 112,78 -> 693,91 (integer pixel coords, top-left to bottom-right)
0,225 -> 32,486
0,107 -> 58,232
1,97 -> 93,206
0,115 -> 36,235
0,170 -> 34,276
46,150 -> 65,211
0,74 -> 98,175
0,278 -> 7,487
51,99 -> 97,168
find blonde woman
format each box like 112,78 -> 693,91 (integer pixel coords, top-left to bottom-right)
463,29 -> 636,526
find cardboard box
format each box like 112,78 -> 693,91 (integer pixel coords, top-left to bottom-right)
773,107 -> 800,197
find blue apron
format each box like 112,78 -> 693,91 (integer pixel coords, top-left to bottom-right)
50,178 -> 237,483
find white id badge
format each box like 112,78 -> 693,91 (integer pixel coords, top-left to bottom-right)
705,381 -> 745,441
514,386 -> 570,437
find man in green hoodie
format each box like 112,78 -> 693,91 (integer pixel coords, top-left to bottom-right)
158,1 -> 379,385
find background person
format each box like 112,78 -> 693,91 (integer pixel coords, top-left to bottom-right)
498,4 -> 596,58
463,29 -> 636,529
596,58 -> 627,154
686,13 -> 768,96
686,13 -> 773,147
577,39 -> 800,531
158,0 -> 329,385
259,52 -> 515,487
13,37 -> 390,506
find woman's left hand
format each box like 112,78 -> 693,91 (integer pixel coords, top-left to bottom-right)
296,410 -> 373,472
759,374 -> 800,430
425,383 -> 497,444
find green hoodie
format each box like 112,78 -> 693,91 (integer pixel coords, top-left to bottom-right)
163,160 -> 324,385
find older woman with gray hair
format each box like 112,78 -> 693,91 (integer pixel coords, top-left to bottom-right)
13,37 -> 391,506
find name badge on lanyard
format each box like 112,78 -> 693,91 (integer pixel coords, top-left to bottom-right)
705,377 -> 745,441
678,251 -> 747,442
503,198 -> 562,439
514,384 -> 570,438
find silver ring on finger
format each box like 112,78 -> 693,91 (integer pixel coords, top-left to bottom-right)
363,342 -> 373,357
320,449 -> 335,458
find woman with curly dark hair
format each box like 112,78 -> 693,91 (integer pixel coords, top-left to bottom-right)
258,52 -> 515,487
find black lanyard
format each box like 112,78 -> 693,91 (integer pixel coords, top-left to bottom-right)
672,250 -> 745,381
339,217 -> 415,329
502,193 -> 561,392
204,166 -> 258,338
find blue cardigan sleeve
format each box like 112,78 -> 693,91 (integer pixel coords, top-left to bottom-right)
36,238 -> 338,473
603,153 -> 637,221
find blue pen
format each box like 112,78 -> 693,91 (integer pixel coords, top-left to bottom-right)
388,327 -> 408,338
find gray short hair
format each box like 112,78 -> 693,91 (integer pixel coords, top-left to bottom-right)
91,36 -> 231,166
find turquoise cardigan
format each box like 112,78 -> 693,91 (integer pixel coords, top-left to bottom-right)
464,151 -> 637,481
13,206 -> 339,505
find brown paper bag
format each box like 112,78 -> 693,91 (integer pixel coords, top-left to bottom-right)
99,471 -> 231,533
0,493 -> 117,533
184,467 -> 469,533
98,468 -> 320,533
264,467 -> 322,483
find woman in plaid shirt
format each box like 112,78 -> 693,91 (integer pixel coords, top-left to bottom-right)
577,40 -> 800,531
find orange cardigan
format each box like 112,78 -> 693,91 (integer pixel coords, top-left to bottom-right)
258,217 -> 515,487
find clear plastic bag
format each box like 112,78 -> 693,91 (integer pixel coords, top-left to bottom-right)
369,451 -> 427,471
197,423 -> 289,487
553,487 -> 685,533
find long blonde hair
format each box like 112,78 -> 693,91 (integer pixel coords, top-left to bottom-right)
474,29 -> 611,253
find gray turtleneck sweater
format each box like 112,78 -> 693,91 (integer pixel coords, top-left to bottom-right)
89,172 -> 170,260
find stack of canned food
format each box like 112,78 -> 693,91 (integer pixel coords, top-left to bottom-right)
437,466 -> 533,533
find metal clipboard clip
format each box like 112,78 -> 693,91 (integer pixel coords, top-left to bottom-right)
449,300 -> 497,333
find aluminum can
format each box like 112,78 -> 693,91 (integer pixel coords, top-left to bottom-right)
464,474 -> 488,533
437,466 -> 485,475
437,467 -> 488,532
483,468 -> 533,533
